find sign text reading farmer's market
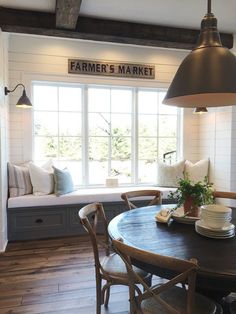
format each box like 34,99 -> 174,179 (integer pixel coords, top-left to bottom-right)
68,59 -> 155,79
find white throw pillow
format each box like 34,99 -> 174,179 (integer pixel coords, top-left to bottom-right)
185,159 -> 209,183
29,161 -> 54,196
42,159 -> 54,173
157,160 -> 185,187
8,162 -> 33,197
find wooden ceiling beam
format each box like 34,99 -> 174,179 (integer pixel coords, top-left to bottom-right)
56,0 -> 82,30
0,7 -> 55,29
0,7 -> 233,50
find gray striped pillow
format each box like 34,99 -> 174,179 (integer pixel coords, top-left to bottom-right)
8,162 -> 33,197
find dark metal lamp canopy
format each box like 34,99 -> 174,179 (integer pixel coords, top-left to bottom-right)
163,0 -> 236,108
4,84 -> 32,108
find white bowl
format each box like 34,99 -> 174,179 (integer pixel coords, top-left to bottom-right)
201,204 -> 232,214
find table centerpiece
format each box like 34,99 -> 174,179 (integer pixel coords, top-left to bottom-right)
168,174 -> 214,217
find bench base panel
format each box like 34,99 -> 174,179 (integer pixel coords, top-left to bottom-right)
7,200 -> 172,241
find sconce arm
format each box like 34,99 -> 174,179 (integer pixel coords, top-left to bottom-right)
4,84 -> 26,95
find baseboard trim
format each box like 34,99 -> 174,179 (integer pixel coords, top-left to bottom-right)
0,229 -> 8,252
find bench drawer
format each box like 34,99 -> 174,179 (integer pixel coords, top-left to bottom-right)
14,212 -> 65,230
8,208 -> 67,240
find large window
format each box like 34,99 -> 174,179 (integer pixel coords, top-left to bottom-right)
33,82 -> 181,187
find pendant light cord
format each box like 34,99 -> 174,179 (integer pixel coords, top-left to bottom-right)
208,0 -> 211,14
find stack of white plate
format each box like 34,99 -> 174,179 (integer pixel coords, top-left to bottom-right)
195,220 -> 235,239
195,205 -> 235,239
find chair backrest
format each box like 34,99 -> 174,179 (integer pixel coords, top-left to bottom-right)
212,191 -> 236,208
78,203 -> 110,270
121,189 -> 162,210
212,191 -> 236,200
112,239 -> 198,314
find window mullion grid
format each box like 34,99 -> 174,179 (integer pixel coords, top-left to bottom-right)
133,88 -> 138,185
57,86 -> 60,164
32,85 -> 35,161
32,83 -> 179,187
83,86 -> 89,187
156,92 -> 160,178
108,88 -> 112,176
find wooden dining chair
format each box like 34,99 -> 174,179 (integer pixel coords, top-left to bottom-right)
212,191 -> 236,200
78,203 -> 152,314
112,238 -> 223,314
212,191 -> 236,209
121,189 -> 162,210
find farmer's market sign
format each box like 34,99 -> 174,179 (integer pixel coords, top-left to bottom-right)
68,59 -> 155,79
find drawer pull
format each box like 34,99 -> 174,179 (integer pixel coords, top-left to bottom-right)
35,218 -> 43,224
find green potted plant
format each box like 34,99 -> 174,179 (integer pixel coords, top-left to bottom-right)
169,174 -> 214,217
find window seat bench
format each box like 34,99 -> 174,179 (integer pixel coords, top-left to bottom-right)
7,186 -> 176,241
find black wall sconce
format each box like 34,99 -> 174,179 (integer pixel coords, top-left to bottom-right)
4,84 -> 32,108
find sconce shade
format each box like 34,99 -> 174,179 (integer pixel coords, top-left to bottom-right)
16,90 -> 32,108
163,1 -> 236,108
4,84 -> 32,108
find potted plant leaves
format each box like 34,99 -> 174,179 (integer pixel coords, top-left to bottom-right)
169,174 -> 214,217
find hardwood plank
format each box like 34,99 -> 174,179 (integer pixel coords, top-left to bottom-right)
0,235 -> 232,314
0,235 -> 130,314
0,291 -> 129,313
0,284 -> 58,298
0,296 -> 22,308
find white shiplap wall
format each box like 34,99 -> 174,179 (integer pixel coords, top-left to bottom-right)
0,30 -> 9,252
230,106 -> 236,192
8,34 -> 199,164
182,108 -> 200,163
199,107 -> 232,191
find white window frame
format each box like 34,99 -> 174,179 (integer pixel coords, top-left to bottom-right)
23,74 -> 183,187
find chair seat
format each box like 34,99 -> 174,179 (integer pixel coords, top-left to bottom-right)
141,285 -> 221,314
102,253 -> 148,278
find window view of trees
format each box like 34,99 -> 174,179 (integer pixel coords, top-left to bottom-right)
33,83 -> 180,187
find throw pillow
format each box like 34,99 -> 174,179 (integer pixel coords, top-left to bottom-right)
185,159 -> 209,183
41,159 -> 54,173
157,160 -> 185,187
8,162 -> 33,197
53,166 -> 75,196
28,161 -> 54,196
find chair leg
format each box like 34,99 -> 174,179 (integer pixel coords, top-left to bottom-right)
104,286 -> 111,307
129,282 -> 138,314
96,277 -> 102,314
102,282 -> 111,307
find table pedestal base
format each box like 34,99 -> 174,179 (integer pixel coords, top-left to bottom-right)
197,288 -> 236,314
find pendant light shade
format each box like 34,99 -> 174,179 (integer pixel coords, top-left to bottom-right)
193,107 -> 208,114
4,84 -> 32,108
163,0 -> 236,108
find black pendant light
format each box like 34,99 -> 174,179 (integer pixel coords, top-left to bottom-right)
163,0 -> 236,108
4,84 -> 32,108
193,107 -> 208,114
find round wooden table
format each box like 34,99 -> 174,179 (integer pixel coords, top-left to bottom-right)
108,205 -> 236,298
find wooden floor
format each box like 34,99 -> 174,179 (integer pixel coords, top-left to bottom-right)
0,235 -> 234,314
0,235 -> 131,314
